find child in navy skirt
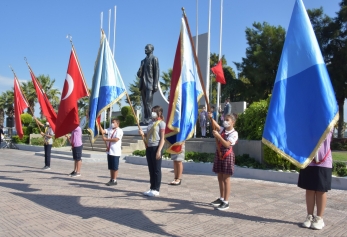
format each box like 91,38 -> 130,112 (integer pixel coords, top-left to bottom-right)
209,113 -> 238,211
298,129 -> 333,230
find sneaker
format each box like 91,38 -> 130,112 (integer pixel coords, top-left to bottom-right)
302,214 -> 314,228
69,171 -> 76,177
43,166 -> 51,170
143,189 -> 152,196
311,216 -> 325,230
70,172 -> 81,177
210,198 -> 223,207
148,190 -> 160,197
105,180 -> 117,186
217,202 -> 229,211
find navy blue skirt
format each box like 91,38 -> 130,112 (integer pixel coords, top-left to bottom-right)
298,166 -> 332,192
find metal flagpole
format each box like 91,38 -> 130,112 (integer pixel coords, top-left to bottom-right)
194,0 -> 199,138
113,6 -> 116,57
108,9 -> 111,43
216,0 -> 223,124
206,0 -> 211,106
100,12 -> 103,38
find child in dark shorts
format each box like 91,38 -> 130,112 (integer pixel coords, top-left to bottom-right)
298,129 -> 333,230
208,113 -> 238,211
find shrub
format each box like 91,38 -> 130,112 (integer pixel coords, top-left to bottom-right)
21,113 -> 33,126
32,128 -> 40,134
22,126 -> 33,135
235,97 -> 270,140
263,145 -> 298,171
133,150 -> 146,156
53,138 -> 66,147
125,114 -> 135,126
117,115 -> 125,121
121,106 -> 132,117
185,151 -> 214,163
12,135 -> 29,144
31,137 -> 45,146
332,161 -> 346,173
337,167 -> 347,177
235,154 -> 267,169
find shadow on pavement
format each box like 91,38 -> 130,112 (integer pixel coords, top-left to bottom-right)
0,181 -> 40,192
11,191 -> 178,237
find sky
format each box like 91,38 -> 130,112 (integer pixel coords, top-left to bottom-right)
0,0 -> 342,118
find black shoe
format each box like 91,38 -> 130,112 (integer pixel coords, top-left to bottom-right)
210,198 -> 223,207
217,202 -> 229,211
71,172 -> 81,177
106,180 -> 117,186
43,166 -> 51,170
69,171 -> 76,177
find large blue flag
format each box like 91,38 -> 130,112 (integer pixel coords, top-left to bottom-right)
165,17 -> 203,154
88,32 -> 126,142
262,0 -> 339,168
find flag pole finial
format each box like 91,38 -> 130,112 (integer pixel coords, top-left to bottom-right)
24,57 -> 30,67
181,7 -> 186,15
66,34 -> 74,48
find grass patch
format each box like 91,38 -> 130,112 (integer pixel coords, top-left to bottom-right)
332,152 -> 347,162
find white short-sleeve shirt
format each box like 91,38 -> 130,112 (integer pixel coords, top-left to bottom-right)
106,127 -> 123,156
219,127 -> 238,146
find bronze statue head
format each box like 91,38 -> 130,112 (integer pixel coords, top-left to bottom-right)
145,44 -> 154,55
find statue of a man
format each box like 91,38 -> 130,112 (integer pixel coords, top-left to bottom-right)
137,44 -> 160,125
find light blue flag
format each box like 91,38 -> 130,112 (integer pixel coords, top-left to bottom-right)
262,0 -> 339,168
165,17 -> 203,154
88,32 -> 126,142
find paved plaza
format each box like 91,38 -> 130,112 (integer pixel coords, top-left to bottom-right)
0,149 -> 347,236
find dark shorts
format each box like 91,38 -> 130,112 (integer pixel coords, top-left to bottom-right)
72,145 -> 83,161
108,154 -> 120,171
298,166 -> 332,192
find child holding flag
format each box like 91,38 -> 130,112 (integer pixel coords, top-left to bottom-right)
139,105 -> 166,197
209,113 -> 238,211
99,118 -> 123,186
298,129 -> 333,230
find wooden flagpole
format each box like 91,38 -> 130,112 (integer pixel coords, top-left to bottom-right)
181,8 -> 221,158
125,92 -> 147,148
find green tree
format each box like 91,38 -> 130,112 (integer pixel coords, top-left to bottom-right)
235,22 -> 286,103
127,76 -> 142,109
160,68 -> 172,99
0,90 -> 14,117
307,5 -> 347,138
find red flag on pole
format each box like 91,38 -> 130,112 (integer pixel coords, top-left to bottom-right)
29,70 -> 57,132
55,49 -> 89,138
211,60 -> 226,84
14,77 -> 29,139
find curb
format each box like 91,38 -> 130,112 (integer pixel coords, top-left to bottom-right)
125,155 -> 347,190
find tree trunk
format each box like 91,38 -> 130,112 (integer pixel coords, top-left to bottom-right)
337,97 -> 344,138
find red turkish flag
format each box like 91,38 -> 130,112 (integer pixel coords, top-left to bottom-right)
55,49 -> 89,138
211,60 -> 226,84
30,69 -> 57,132
14,77 -> 29,139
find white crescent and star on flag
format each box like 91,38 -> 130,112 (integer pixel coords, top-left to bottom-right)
61,73 -> 74,100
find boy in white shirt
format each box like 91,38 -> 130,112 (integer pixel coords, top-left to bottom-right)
99,118 -> 123,186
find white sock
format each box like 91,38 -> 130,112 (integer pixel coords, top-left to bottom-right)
223,201 -> 229,204
112,179 -> 116,182
219,197 -> 224,201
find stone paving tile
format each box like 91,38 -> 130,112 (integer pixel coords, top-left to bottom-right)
0,149 -> 347,236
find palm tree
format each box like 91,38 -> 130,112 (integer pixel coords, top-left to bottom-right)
0,90 -> 14,117
160,68 -> 172,99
